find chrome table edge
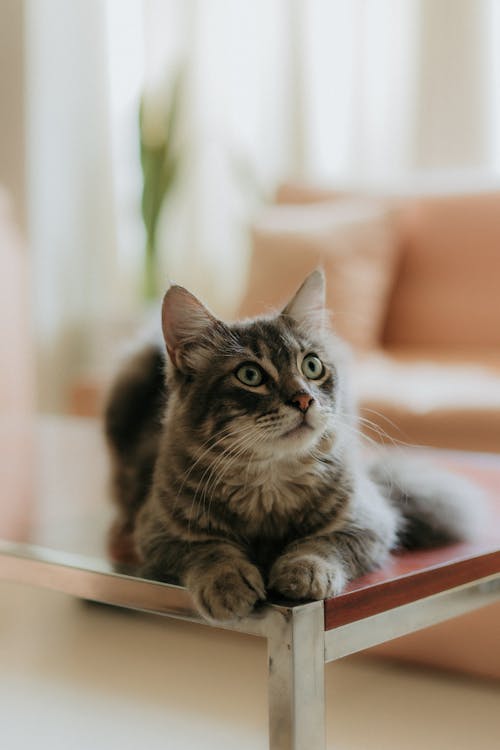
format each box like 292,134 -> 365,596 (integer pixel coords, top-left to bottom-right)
0,539 -> 312,637
324,573 -> 500,662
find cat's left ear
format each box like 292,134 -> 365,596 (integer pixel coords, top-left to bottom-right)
281,269 -> 326,328
162,285 -> 217,369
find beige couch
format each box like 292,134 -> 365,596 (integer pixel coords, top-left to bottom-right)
241,182 -> 500,453
240,181 -> 500,680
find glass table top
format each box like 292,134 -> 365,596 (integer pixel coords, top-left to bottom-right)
1,415 -> 499,624
0,416 -> 114,563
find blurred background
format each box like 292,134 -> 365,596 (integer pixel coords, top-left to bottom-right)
2,0 -> 500,441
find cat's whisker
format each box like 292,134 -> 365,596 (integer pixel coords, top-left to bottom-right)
199,429 -> 265,510
192,442 -> 255,535
338,416 -> 383,451
187,431 -> 254,515
195,438 -> 252,517
174,423 -> 251,495
187,429 -> 262,535
356,414 -> 417,451
205,432 -> 268,527
359,407 -> 407,435
356,418 -> 400,449
353,419 -> 423,494
170,424 -> 252,522
335,410 -> 399,453
336,417 -> 407,496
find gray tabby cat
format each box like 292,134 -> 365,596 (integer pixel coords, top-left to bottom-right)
105,270 -> 483,622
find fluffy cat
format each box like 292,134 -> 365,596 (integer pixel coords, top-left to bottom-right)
105,270 -> 483,622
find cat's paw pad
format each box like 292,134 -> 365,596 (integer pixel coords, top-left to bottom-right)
189,561 -> 266,623
269,555 -> 345,600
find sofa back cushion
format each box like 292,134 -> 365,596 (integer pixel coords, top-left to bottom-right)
383,191 -> 500,347
239,200 -> 399,349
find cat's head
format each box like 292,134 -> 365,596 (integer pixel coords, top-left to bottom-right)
161,270 -> 352,460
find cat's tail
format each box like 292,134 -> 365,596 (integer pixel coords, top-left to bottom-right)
368,452 -> 487,550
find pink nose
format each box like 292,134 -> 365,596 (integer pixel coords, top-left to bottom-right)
289,391 -> 314,413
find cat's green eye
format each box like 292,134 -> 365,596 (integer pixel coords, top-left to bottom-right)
301,354 -> 324,380
235,363 -> 265,387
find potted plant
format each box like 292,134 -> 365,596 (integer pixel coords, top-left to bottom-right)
139,70 -> 183,301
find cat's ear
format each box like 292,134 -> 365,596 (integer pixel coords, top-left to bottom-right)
162,285 -> 216,369
281,269 -> 326,328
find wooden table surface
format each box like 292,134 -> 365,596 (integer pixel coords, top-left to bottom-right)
1,416 -> 499,628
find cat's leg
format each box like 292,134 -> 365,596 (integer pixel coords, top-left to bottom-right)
269,480 -> 399,600
184,541 -> 266,622
139,537 -> 266,622
268,525 -> 388,600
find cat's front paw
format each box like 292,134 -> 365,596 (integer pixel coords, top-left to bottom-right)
187,560 -> 266,623
269,554 -> 345,600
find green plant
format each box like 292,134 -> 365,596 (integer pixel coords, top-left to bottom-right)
139,70 -> 183,301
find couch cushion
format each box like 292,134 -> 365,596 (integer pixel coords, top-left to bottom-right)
356,348 -> 500,452
239,200 -> 399,349
383,191 -> 500,347
275,182 -> 346,204
275,182 -> 500,349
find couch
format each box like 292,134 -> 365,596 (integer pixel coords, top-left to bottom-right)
239,179 -> 500,680
240,181 -> 500,453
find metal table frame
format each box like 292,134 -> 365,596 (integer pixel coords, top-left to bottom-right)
1,541 -> 499,750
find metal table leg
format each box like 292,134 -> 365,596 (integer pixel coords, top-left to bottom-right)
0,548 -> 329,750
265,602 -> 326,750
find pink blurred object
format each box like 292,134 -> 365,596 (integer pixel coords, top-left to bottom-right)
0,187 -> 35,541
0,187 -> 33,417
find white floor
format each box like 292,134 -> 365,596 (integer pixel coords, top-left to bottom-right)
1,581 -> 499,750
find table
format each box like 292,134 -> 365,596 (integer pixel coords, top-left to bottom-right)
1,417 -> 499,750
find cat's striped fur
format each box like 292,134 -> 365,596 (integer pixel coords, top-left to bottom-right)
105,271 -> 484,622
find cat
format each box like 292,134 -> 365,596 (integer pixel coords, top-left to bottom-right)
104,270 -> 484,622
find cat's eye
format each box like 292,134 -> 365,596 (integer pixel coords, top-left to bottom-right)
235,363 -> 265,387
301,354 -> 324,380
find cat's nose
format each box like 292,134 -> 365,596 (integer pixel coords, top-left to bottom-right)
288,391 -> 314,413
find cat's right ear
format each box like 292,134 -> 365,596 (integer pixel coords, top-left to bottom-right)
281,269 -> 327,329
161,285 -> 216,369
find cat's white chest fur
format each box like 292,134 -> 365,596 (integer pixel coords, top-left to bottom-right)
223,458 -> 322,530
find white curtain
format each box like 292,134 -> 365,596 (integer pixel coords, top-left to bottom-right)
26,0 -> 118,411
139,0 -> 306,316
25,0 -> 500,411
